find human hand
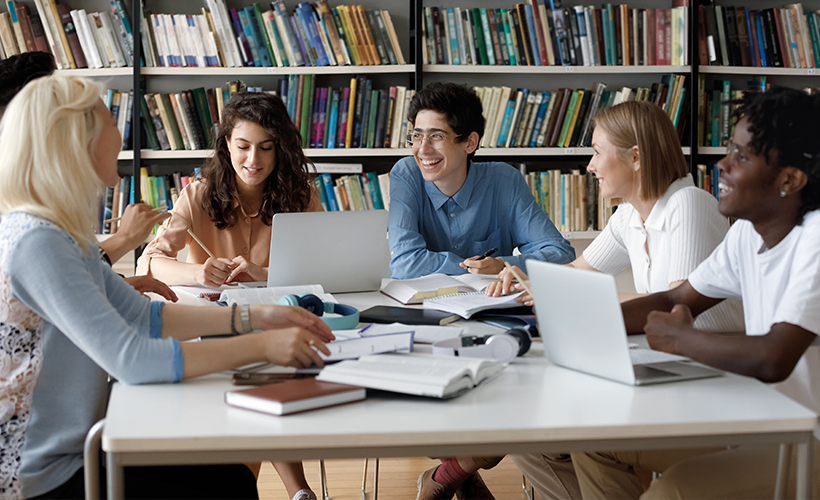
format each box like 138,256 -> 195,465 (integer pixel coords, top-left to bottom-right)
259,327 -> 332,368
195,257 -> 237,287
226,256 -> 267,283
251,304 -> 335,343
460,256 -> 505,275
117,204 -> 171,248
645,304 -> 695,354
124,276 -> 178,302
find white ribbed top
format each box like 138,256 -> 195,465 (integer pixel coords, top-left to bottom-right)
583,175 -> 744,332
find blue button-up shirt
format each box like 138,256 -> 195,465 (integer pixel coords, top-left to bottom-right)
388,157 -> 575,279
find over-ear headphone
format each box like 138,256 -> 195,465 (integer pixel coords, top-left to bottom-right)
277,294 -> 360,330
431,327 -> 532,363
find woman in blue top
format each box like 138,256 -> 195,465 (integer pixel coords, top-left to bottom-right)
0,74 -> 334,499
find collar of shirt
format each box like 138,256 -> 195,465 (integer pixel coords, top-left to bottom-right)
424,161 -> 477,210
232,197 -> 259,219
631,173 -> 695,232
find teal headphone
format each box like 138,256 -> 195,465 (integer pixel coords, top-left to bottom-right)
277,294 -> 360,330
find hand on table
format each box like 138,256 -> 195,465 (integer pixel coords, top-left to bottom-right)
645,304 -> 695,355
251,304 -> 335,343
259,327 -> 332,368
195,257 -> 237,287
124,276 -> 178,302
460,255 -> 505,275
485,266 -> 533,306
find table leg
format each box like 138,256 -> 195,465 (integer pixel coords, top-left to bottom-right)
796,440 -> 812,500
107,452 -> 125,499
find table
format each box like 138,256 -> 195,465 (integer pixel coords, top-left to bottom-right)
103,292 -> 818,499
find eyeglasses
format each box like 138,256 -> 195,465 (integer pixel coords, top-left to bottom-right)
406,132 -> 462,149
724,139 -> 750,165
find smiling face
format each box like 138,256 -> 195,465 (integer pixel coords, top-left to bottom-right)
716,117 -> 782,222
228,120 -> 276,194
411,110 -> 477,197
91,99 -> 122,187
587,127 -> 639,201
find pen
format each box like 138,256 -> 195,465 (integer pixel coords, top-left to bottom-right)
357,324 -> 374,336
476,247 -> 499,261
504,261 -> 535,299
187,229 -> 217,260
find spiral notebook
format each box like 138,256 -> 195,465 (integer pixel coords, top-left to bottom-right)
422,291 -> 525,319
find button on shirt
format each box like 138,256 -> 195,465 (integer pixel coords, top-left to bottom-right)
388,157 -> 575,279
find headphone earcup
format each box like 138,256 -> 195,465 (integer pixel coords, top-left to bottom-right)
298,294 -> 325,316
485,334 -> 519,363
506,327 -> 532,357
277,294 -> 301,307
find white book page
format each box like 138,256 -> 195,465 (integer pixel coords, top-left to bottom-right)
332,323 -> 463,344
454,274 -> 501,292
219,284 -> 334,305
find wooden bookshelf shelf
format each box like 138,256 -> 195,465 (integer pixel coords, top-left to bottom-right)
138,148 -> 412,160
117,151 -> 135,160
475,147 -> 691,156
698,66 -> 820,76
56,68 -> 134,77
140,65 -> 416,77
699,147 -> 726,155
423,65 -> 691,74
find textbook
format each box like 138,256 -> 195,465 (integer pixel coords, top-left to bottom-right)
380,273 -> 501,305
218,284 -> 334,306
225,377 -> 365,415
359,305 -> 459,326
321,331 -> 414,361
316,353 -> 504,399
423,291 -> 525,319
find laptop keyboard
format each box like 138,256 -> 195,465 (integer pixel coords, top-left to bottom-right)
633,364 -> 678,380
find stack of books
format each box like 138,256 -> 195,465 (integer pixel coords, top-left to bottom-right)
0,0 -> 134,68
422,2 -> 689,67
699,3 -> 820,68
141,0 -> 406,68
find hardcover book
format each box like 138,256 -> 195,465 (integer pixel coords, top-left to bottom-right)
225,377 -> 365,416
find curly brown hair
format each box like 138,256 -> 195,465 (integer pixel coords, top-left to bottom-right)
201,92 -> 314,229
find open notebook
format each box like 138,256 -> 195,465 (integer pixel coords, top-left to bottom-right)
422,291 -> 524,319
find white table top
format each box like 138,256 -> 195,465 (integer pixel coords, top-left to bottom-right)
103,341 -> 817,462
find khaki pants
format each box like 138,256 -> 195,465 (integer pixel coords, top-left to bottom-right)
512,453 -> 582,500
571,439 -> 820,500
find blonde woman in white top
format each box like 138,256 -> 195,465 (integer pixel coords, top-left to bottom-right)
470,101 -> 744,500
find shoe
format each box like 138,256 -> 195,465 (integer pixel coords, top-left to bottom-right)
416,466 -> 458,500
456,472 -> 496,500
291,489 -> 318,500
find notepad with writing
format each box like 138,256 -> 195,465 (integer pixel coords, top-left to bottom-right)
380,274 -> 501,305
225,377 -> 365,415
316,353 -> 504,399
422,291 -> 525,319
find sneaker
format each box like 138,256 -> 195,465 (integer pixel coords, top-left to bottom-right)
456,472 -> 496,500
291,489 -> 318,500
416,466 -> 458,500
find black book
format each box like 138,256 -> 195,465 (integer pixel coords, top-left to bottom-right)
723,6 -> 742,66
352,77 -> 367,147
564,7 -> 579,65
359,306 -> 459,326
704,6 -> 723,66
614,6 -> 622,65
763,9 -> 783,68
568,89 -> 592,147
373,89 -> 388,148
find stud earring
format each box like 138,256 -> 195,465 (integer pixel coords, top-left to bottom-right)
780,190 -> 787,198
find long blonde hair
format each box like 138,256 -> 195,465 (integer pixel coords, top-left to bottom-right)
0,75 -> 104,253
592,101 -> 688,201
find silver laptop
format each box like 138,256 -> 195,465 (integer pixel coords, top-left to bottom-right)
268,211 -> 389,293
527,260 -> 723,386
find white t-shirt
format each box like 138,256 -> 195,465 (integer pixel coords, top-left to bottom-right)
584,175 -> 744,332
689,210 -> 820,416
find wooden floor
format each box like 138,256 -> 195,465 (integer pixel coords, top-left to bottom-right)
257,457 -> 533,500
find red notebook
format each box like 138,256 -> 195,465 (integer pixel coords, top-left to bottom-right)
225,377 -> 365,416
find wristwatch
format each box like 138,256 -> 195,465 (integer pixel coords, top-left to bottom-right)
230,304 -> 253,336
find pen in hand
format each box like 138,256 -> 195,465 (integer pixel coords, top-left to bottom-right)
476,247 -> 499,261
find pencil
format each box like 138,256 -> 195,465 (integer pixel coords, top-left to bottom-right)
503,261 -> 535,299
187,229 -> 217,260
103,206 -> 168,224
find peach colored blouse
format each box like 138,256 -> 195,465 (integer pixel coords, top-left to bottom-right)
137,180 -> 320,276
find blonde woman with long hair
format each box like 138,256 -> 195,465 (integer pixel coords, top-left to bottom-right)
0,75 -> 334,499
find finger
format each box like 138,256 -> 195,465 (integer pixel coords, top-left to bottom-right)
306,343 -> 327,368
308,337 -> 331,356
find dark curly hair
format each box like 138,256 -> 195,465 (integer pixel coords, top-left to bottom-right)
0,52 -> 56,113
730,86 -> 820,220
201,92 -> 314,229
407,82 -> 484,161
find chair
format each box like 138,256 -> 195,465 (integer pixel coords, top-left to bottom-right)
84,419 -> 106,500
361,458 -> 379,500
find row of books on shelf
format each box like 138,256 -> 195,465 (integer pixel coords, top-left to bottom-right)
476,74 -> 687,150
103,87 -> 133,150
142,0 -> 405,69
0,0 -> 134,68
423,2 -> 689,68
525,169 -> 616,232
699,3 -> 820,68
99,168 -> 196,234
313,171 -> 389,212
696,76 -> 767,148
696,163 -> 721,201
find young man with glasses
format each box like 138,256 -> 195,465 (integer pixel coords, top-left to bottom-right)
388,82 -> 575,279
